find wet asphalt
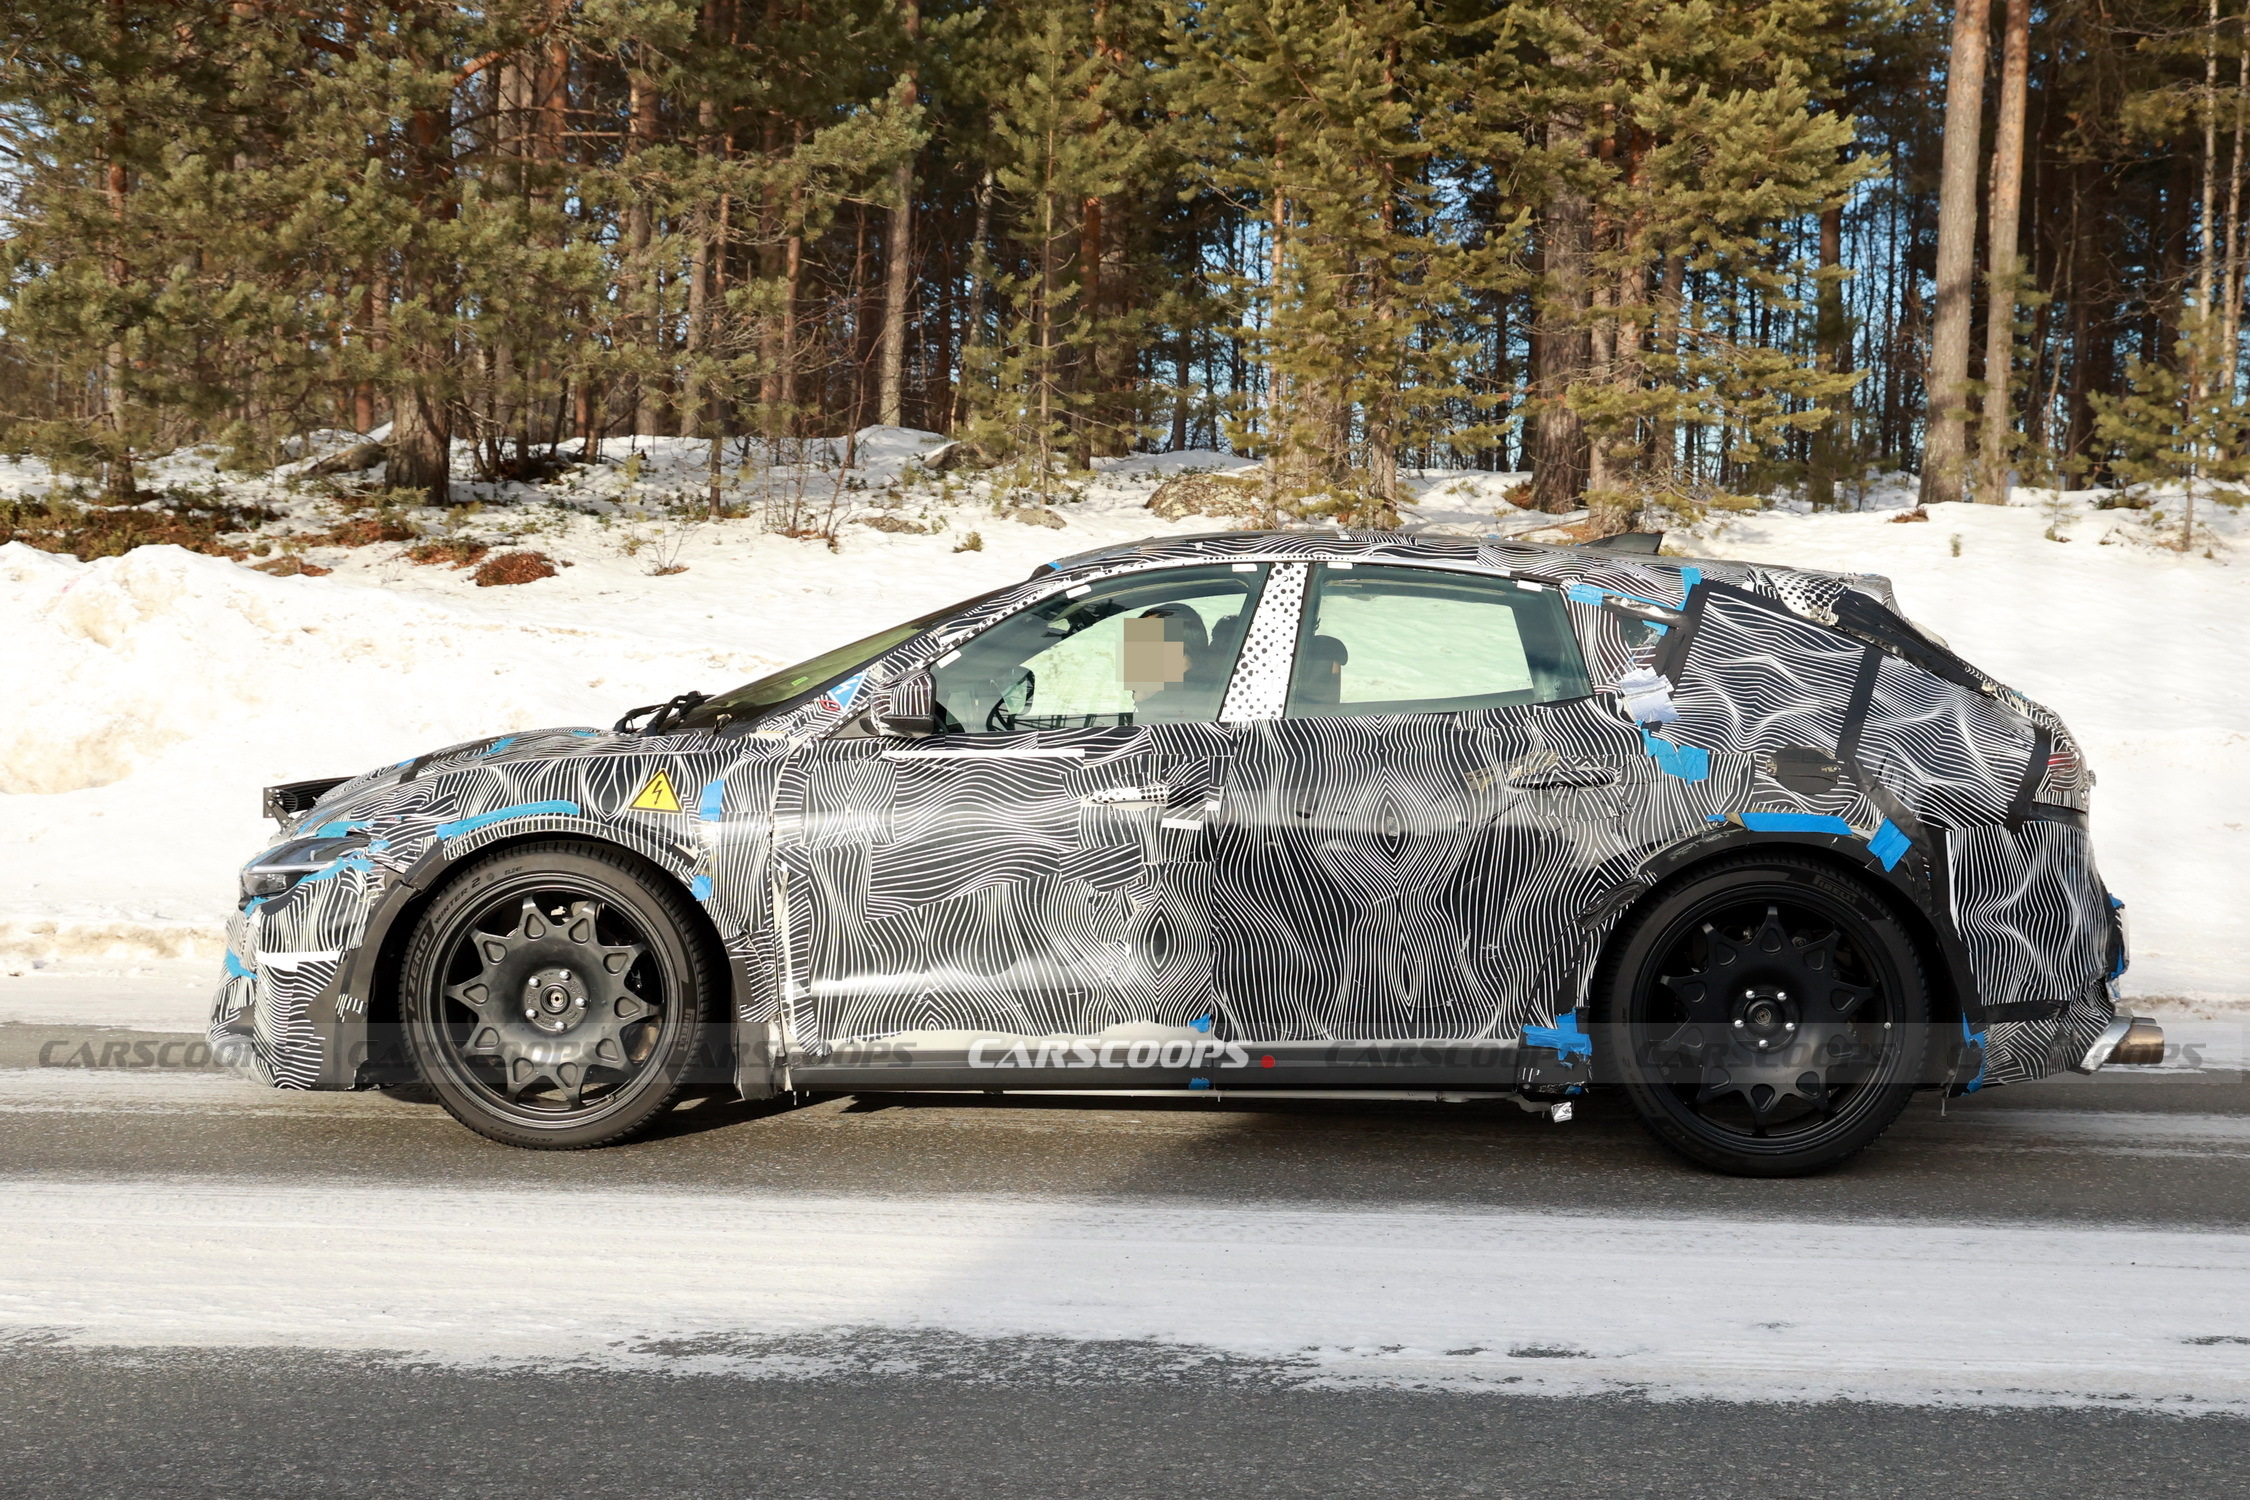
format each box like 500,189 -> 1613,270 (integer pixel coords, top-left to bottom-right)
3,1021 -> 2247,1497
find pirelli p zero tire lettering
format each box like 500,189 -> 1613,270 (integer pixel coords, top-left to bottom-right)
1596,854 -> 1931,1178
400,841 -> 714,1150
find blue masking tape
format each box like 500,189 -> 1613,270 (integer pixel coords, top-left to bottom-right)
434,800 -> 581,840
1522,1011 -> 1593,1060
1738,812 -> 1857,836
1641,729 -> 1709,781
1868,820 -> 1911,870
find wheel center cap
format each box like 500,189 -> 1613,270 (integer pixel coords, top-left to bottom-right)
523,967 -> 589,1034
1733,985 -> 1798,1051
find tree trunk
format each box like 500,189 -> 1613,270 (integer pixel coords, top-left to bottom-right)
1070,193 -> 1101,468
683,199 -> 714,436
951,169 -> 994,431
626,68 -> 664,439
1172,325 -> 1192,451
2188,0 -> 2221,550
1649,252 -> 1685,482
2062,167 -> 2095,468
1921,0 -> 1992,507
2225,32 -> 2248,382
778,189 -> 803,433
681,82 -> 723,437
1530,117 -> 1593,513
1809,204 -> 1849,507
1263,171 -> 1295,512
1976,0 -> 2030,503
101,3 -> 134,502
876,0 -> 919,428
388,381 -> 451,502
387,93 -> 455,504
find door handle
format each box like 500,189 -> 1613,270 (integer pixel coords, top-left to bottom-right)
1506,764 -> 1620,790
1082,784 -> 1168,808
883,746 -> 1088,761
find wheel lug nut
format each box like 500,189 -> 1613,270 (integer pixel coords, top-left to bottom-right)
1733,1019 -> 1744,1028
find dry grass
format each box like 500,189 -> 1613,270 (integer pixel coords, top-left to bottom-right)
0,492 -> 279,561
473,550 -> 558,586
251,555 -> 332,577
406,538 -> 491,569
298,513 -> 418,549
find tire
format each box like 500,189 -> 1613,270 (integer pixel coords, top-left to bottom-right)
399,841 -> 716,1149
1594,854 -> 1930,1177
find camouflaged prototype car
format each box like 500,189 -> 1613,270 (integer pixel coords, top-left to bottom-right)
214,528 -> 2157,1175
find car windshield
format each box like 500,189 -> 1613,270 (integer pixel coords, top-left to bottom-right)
673,588 -> 1006,732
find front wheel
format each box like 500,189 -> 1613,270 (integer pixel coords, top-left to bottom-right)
400,842 -> 715,1149
1595,855 -> 1930,1177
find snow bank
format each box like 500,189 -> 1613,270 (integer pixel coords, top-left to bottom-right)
0,543 -> 774,952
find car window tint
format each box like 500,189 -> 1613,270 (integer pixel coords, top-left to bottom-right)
933,564 -> 1270,734
1286,564 -> 1590,717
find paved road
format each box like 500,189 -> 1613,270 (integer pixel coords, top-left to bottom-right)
3,1021 -> 2247,1497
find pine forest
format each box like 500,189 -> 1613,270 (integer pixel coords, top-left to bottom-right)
7,0 -> 2250,530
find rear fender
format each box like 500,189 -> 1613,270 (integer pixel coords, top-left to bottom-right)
1587,826 -> 1976,1088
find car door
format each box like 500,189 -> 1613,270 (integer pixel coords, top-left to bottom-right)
776,561 -> 1272,1089
1206,559 -> 1613,1087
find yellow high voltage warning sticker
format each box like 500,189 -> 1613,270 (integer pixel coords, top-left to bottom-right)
627,768 -> 683,813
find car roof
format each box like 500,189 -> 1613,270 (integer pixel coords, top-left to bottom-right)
1035,528 -> 1896,615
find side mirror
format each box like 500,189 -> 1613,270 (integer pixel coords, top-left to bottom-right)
875,670 -> 941,739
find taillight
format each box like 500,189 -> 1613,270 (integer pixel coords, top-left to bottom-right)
2035,735 -> 2092,810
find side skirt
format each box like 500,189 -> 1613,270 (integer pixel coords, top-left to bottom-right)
793,1039 -> 1534,1097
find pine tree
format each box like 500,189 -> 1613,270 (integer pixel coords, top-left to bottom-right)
1177,0 -> 1474,524
2089,318 -> 2250,549
0,2 -> 323,493
1463,0 -> 1874,522
951,0 -> 1160,485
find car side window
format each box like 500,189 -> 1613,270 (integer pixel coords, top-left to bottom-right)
932,563 -> 1271,734
1285,563 -> 1590,717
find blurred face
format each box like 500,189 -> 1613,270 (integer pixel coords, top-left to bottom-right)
1121,614 -> 1190,699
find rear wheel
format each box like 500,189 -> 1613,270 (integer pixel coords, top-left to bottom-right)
1596,855 -> 1929,1177
400,842 -> 713,1149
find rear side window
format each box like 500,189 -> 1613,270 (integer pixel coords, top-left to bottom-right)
1285,564 -> 1590,717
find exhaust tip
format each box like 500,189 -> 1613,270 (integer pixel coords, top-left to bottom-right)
2109,1017 -> 2166,1067
2074,1015 -> 2167,1073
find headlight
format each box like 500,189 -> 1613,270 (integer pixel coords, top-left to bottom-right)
240,834 -> 370,901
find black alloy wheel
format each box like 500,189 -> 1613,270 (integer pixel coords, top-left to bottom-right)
1596,855 -> 1929,1176
401,842 -> 715,1149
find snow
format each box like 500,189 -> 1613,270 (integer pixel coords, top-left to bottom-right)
2,436 -> 2245,1009
4,1173 -> 2249,1410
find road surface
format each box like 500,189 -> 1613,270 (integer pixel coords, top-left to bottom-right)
3,1016 -> 2246,1498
